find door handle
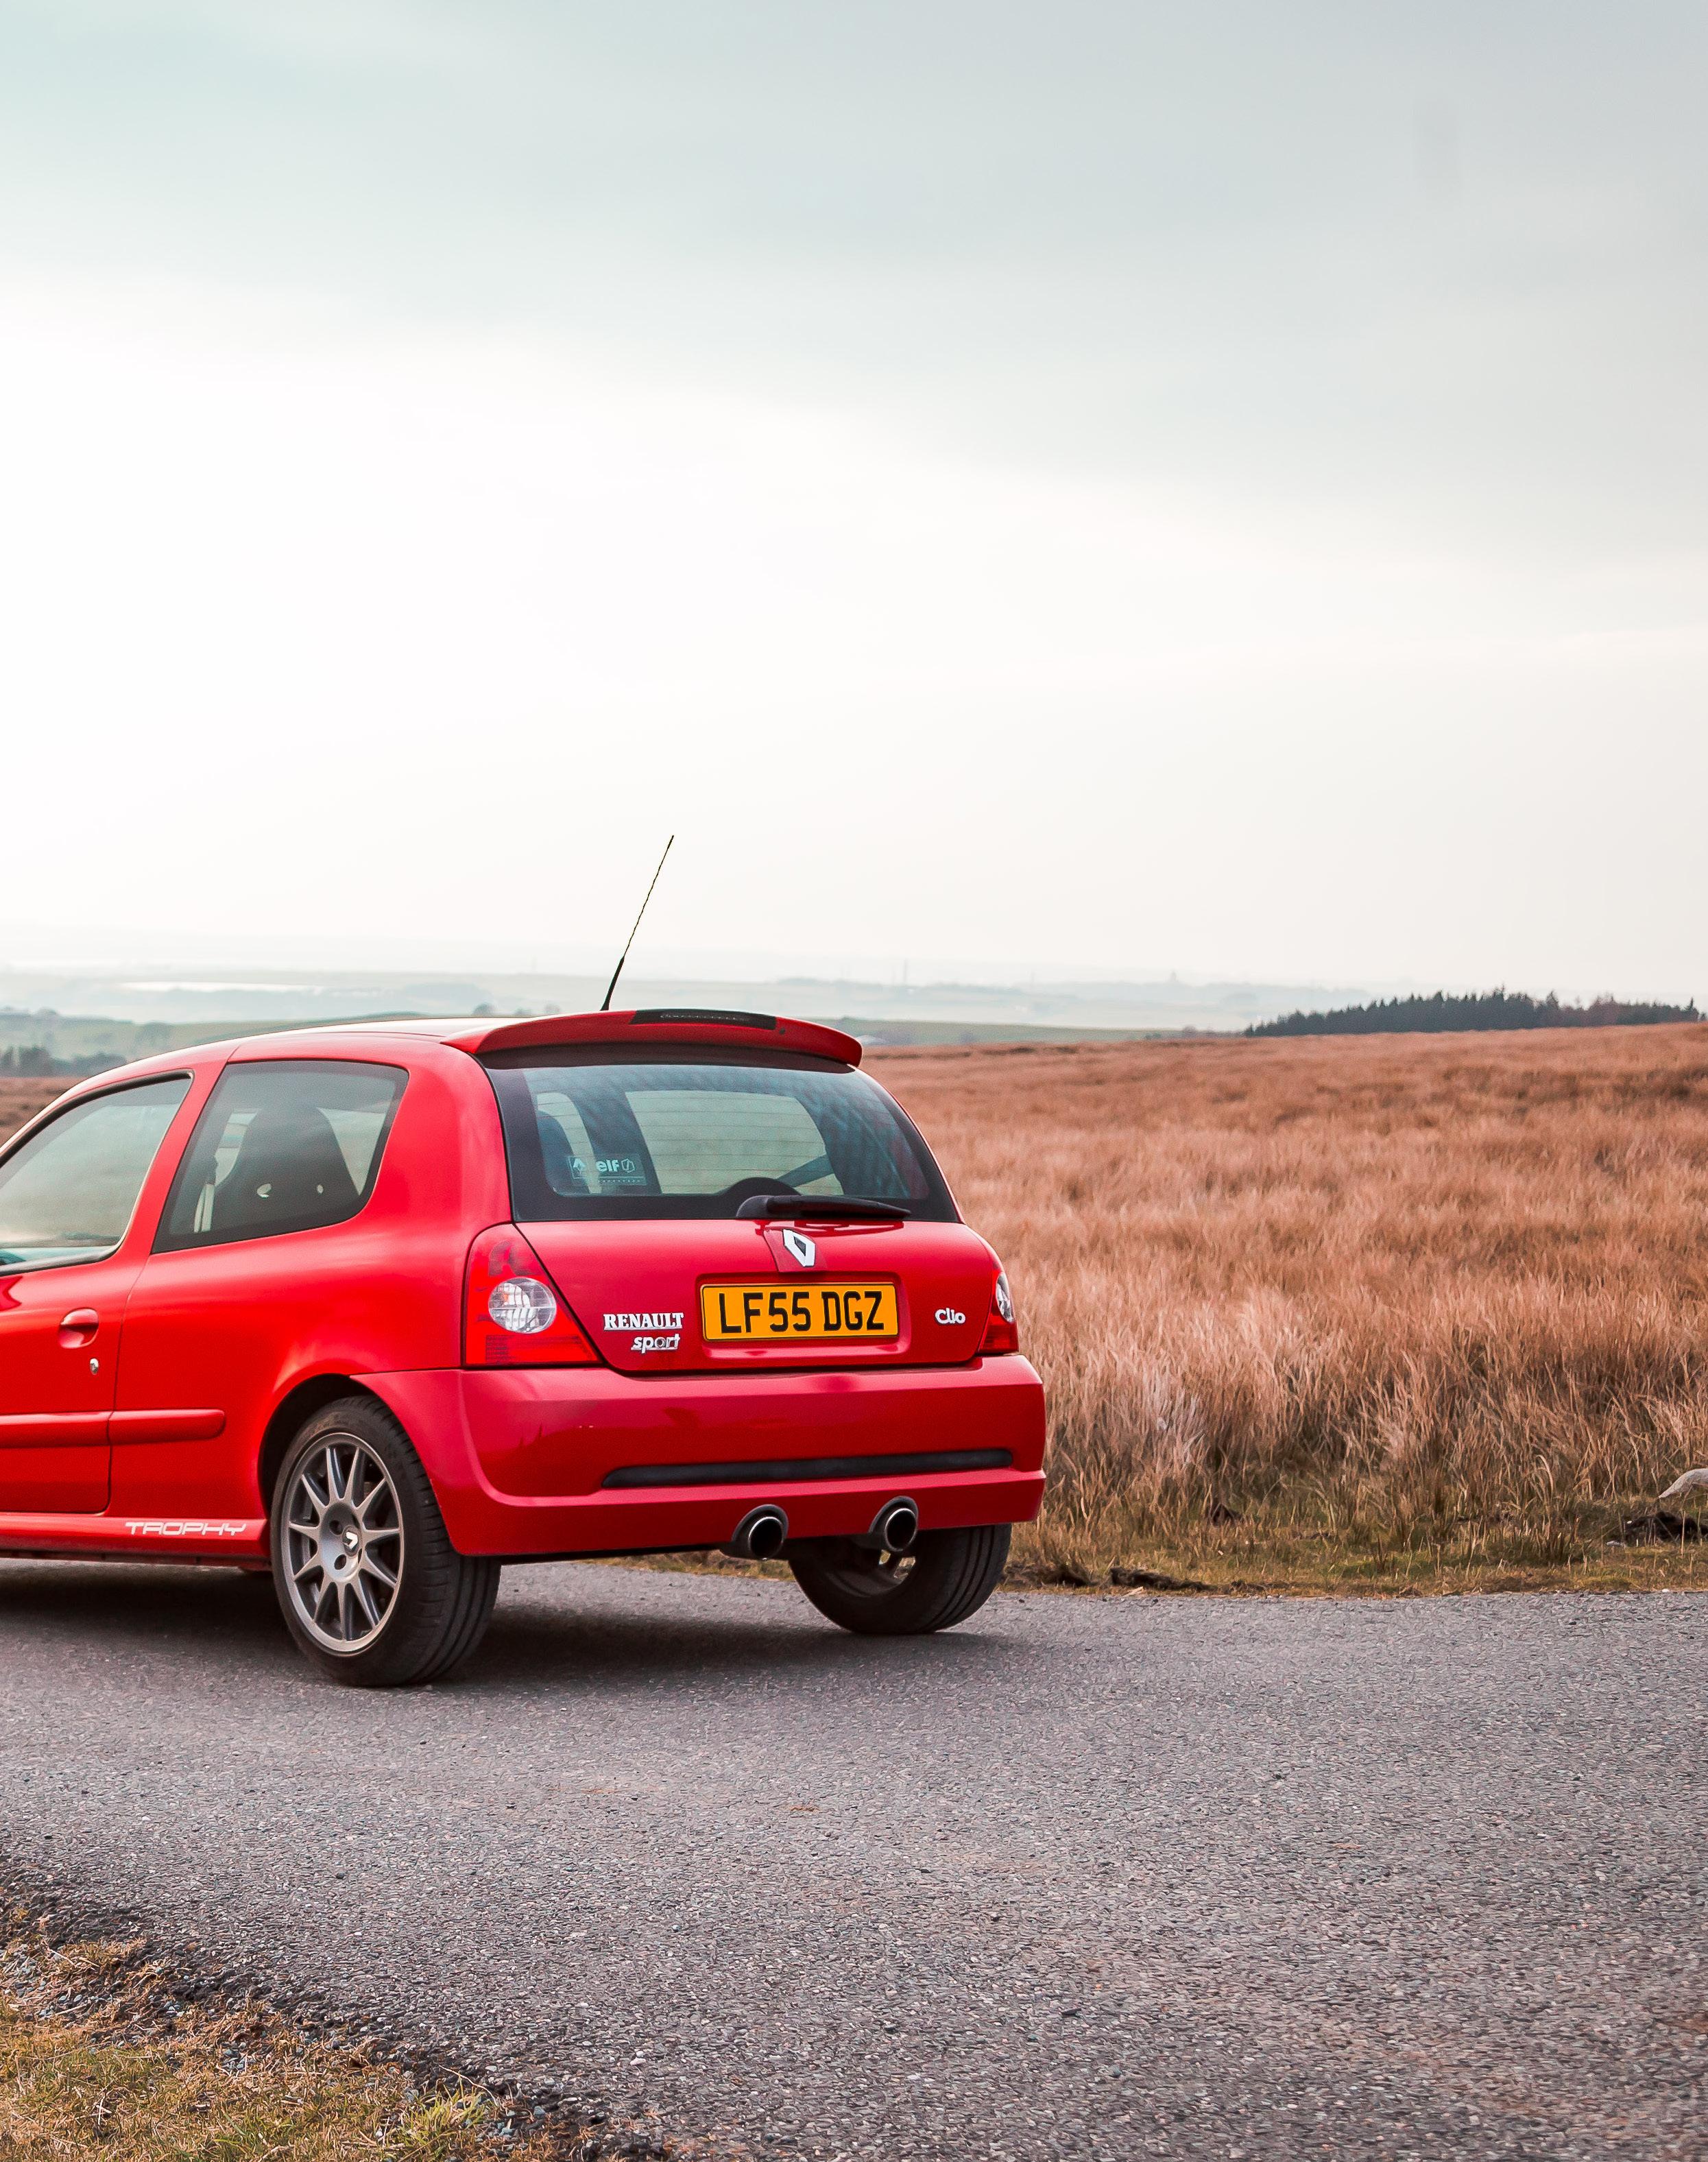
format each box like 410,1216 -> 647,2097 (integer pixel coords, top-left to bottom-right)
58,1309 -> 100,1349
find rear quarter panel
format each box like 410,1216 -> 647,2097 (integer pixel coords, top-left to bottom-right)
110,1046 -> 507,1520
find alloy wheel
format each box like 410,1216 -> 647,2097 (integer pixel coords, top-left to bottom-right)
282,1434 -> 405,1652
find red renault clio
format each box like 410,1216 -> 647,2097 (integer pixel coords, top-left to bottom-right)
0,1009 -> 1045,1685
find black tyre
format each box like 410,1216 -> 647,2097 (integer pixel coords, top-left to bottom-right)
269,1395 -> 500,1687
789,1523 -> 1011,1636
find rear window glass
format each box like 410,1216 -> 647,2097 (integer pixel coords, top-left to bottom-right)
485,1051 -> 957,1222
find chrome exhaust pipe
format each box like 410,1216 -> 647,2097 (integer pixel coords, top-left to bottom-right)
723,1504 -> 790,1561
857,1498 -> 919,1552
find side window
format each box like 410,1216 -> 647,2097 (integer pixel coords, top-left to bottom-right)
0,1077 -> 192,1272
156,1061 -> 406,1252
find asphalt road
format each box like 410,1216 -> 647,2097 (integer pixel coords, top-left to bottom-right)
0,1562 -> 1703,2160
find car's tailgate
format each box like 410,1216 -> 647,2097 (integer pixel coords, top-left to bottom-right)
523,1216 -> 998,1375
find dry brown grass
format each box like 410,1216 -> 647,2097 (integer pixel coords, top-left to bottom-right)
0,1080 -> 62,1142
869,1026 -> 1708,1592
0,1922 -> 588,2159
9,1043 -> 1706,1594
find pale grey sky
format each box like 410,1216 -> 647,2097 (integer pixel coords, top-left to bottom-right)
1,3 -> 1704,995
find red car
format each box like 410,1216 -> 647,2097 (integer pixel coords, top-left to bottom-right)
0,1009 -> 1045,1684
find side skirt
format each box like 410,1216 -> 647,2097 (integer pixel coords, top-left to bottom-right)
0,1513 -> 267,1563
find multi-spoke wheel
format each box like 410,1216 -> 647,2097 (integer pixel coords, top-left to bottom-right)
789,1522 -> 1011,1636
282,1435 -> 405,1653
269,1397 -> 500,1686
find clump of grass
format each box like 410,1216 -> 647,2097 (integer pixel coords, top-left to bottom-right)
0,1919 -> 614,2160
872,1025 -> 1708,1593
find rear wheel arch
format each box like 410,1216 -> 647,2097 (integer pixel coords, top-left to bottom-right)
258,1376 -> 378,1519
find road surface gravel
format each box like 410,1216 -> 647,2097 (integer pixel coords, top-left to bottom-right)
0,1560 -> 1703,2159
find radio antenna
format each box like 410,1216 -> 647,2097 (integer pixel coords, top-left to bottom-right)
599,834 -> 675,1011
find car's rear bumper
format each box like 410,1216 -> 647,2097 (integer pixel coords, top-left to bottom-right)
360,1358 -> 1047,1558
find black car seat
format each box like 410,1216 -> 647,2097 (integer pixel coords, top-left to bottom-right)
211,1105 -> 361,1234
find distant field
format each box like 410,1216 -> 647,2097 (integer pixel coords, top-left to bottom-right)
0,1012 -> 421,1075
0,1011 -> 1177,1071
0,1079 -> 58,1138
8,1036 -> 1707,1593
869,1027 -> 1708,1589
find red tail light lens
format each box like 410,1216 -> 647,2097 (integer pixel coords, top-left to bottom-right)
464,1225 -> 599,1367
978,1269 -> 1020,1355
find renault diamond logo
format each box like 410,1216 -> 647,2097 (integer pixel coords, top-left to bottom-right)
781,1229 -> 817,1269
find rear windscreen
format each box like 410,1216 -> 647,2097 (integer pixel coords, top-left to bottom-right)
483,1050 -> 957,1222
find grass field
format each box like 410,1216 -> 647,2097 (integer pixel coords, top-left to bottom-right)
7,1033 -> 1707,1594
868,1026 -> 1708,1591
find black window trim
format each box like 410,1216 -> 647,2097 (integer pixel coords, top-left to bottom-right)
0,1069 -> 196,1276
152,1056 -> 409,1256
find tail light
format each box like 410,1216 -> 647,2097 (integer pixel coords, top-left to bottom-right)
978,1269 -> 1020,1355
464,1225 -> 600,1367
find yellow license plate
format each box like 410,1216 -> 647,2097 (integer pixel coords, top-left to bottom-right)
700,1282 -> 899,1341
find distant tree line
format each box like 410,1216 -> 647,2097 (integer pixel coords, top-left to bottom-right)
1247,989 -> 1701,1039
0,1044 -> 112,1077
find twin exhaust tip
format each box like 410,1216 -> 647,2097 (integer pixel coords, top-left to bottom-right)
721,1496 -> 921,1562
863,1498 -> 919,1552
723,1505 -> 791,1561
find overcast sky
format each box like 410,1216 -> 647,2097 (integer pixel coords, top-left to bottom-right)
1,1 -> 1705,994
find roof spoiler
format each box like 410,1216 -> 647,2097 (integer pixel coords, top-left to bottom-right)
446,1008 -> 863,1066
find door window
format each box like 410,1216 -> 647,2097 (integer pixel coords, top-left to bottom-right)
0,1077 -> 191,1271
155,1060 -> 406,1251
